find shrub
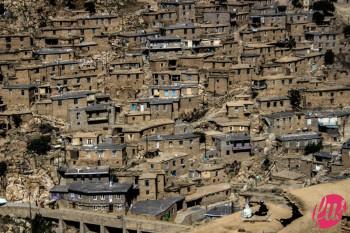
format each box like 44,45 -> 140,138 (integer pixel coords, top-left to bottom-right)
304,142 -> 323,155
325,50 -> 335,65
288,89 -> 302,111
27,136 -> 51,155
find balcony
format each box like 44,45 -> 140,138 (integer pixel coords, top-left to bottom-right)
87,116 -> 109,123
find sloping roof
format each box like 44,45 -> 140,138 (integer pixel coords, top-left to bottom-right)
276,132 -> 321,142
146,133 -> 199,141
130,196 -> 184,216
68,182 -> 132,194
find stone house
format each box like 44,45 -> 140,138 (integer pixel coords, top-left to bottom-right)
189,163 -> 227,185
256,96 -> 292,114
249,13 -> 287,28
34,48 -> 74,63
138,172 -> 165,201
74,142 -> 127,168
160,23 -> 199,40
109,69 -> 145,89
252,74 -> 297,97
0,34 -> 33,51
209,118 -> 250,134
226,100 -> 254,119
52,181 -> 133,214
144,133 -> 200,154
276,132 -> 322,154
159,0 -> 196,23
2,84 -> 36,109
130,196 -> 185,221
261,111 -> 306,134
69,102 -> 121,131
185,183 -> 231,207
240,27 -> 287,43
142,9 -> 178,28
50,90 -> 96,121
41,26 -> 101,42
213,133 -> 251,161
303,86 -> 350,109
145,152 -> 192,183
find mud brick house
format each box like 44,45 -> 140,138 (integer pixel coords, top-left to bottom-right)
117,30 -> 159,48
202,10 -> 231,25
250,12 -> 287,28
207,64 -> 254,95
251,74 -> 297,96
122,118 -> 175,145
164,180 -> 196,197
178,53 -> 212,69
51,73 -> 98,93
74,142 -> 127,168
14,60 -> 82,85
185,183 -> 231,207
304,31 -> 342,53
160,23 -> 200,39
151,69 -> 200,85
203,58 -> 235,70
2,84 -> 36,109
145,152 -> 192,183
138,172 -> 165,201
240,27 -> 287,43
0,34 -> 33,51
143,133 -> 200,154
189,163 -> 227,185
159,0 -> 196,23
141,9 -> 178,28
34,48 -> 75,62
50,90 -> 96,121
149,55 -> 179,71
242,43 -> 276,63
41,26 -> 101,42
226,100 -> 254,119
261,111 -> 306,134
109,69 -> 145,89
130,196 -> 185,221
213,133 -> 251,161
304,110 -> 350,142
303,86 -> 350,109
76,15 -> 120,32
276,132 -> 322,154
256,96 -> 292,113
68,103 -> 121,131
209,118 -> 250,134
70,131 -> 103,147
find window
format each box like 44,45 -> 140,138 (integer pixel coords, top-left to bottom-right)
87,139 -> 92,144
146,190 -> 150,195
145,180 -> 149,186
179,140 -> 183,145
21,90 -> 25,96
58,100 -> 62,106
173,160 -> 176,166
101,195 -> 105,200
74,99 -> 78,104
164,90 -> 169,97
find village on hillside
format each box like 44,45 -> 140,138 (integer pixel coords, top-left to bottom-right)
0,0 -> 350,232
